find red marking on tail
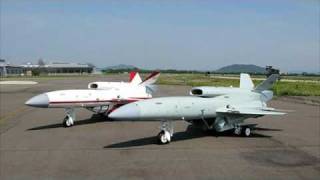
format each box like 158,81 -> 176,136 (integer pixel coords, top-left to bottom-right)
129,72 -> 137,82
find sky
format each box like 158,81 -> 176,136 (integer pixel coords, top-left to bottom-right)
0,0 -> 319,72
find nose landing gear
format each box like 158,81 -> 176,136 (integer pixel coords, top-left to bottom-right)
157,120 -> 174,144
63,108 -> 75,127
158,130 -> 171,144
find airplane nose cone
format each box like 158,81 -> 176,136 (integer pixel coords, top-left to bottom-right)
109,103 -> 140,120
25,93 -> 49,108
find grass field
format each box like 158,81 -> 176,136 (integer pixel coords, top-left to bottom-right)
1,73 -> 319,96
157,74 -> 320,96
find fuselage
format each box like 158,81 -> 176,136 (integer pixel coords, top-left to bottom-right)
88,82 -> 135,89
48,87 -> 150,108
25,85 -> 151,110
109,91 -> 263,121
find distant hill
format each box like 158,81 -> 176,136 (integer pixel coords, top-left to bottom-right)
104,64 -> 138,70
215,64 -> 266,74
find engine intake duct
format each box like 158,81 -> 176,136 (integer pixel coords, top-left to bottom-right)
89,83 -> 98,89
190,87 -> 225,97
190,86 -> 248,97
190,89 -> 203,95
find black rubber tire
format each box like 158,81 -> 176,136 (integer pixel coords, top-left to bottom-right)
157,131 -> 169,144
242,127 -> 251,137
63,117 -> 72,128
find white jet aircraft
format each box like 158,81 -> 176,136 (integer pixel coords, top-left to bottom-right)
109,73 -> 287,144
25,72 -> 160,127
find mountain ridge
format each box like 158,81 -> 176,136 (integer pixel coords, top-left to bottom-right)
215,64 -> 266,73
104,64 -> 138,70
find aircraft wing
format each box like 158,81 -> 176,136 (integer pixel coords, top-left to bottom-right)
216,107 -> 286,115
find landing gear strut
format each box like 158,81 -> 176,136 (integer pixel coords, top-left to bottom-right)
234,126 -> 242,135
157,120 -> 173,144
63,108 -> 75,127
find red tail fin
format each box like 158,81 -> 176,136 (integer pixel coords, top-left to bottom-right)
129,72 -> 137,82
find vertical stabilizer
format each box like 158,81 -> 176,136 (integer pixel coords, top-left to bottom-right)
140,72 -> 160,86
240,73 -> 254,90
129,72 -> 142,85
255,74 -> 279,92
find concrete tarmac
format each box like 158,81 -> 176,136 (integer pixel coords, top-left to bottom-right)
0,75 -> 319,179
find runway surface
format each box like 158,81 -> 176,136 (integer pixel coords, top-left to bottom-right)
0,75 -> 319,179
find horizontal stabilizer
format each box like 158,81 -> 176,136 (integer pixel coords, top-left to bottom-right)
145,85 -> 158,94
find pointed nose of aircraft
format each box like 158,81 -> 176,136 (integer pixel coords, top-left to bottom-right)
25,93 -> 49,108
109,103 -> 141,120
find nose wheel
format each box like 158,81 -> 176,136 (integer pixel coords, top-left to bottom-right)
157,120 -> 173,144
63,115 -> 74,127
63,108 -> 75,128
158,130 -> 171,144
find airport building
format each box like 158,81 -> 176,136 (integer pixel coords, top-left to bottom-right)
21,62 -> 94,75
0,59 -> 23,77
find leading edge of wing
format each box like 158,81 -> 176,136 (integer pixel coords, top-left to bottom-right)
216,107 -> 286,115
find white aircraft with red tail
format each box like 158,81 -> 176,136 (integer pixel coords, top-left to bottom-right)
25,72 -> 160,127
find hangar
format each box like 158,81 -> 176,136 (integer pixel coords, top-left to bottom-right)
0,59 -> 23,77
21,62 -> 94,75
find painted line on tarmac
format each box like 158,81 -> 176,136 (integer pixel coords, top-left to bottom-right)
0,81 -> 38,85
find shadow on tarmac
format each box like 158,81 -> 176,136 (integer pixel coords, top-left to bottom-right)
104,125 -> 276,148
27,114 -> 108,130
27,116 -> 279,148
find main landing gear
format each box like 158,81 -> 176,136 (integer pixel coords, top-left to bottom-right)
63,108 -> 75,127
157,120 -> 174,144
234,125 -> 251,137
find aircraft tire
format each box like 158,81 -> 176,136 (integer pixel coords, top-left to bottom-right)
63,116 -> 73,128
242,127 -> 251,137
157,131 -> 170,144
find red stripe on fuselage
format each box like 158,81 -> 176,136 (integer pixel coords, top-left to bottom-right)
49,97 -> 150,104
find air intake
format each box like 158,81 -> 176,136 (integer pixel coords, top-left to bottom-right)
90,83 -> 98,89
190,89 -> 203,95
